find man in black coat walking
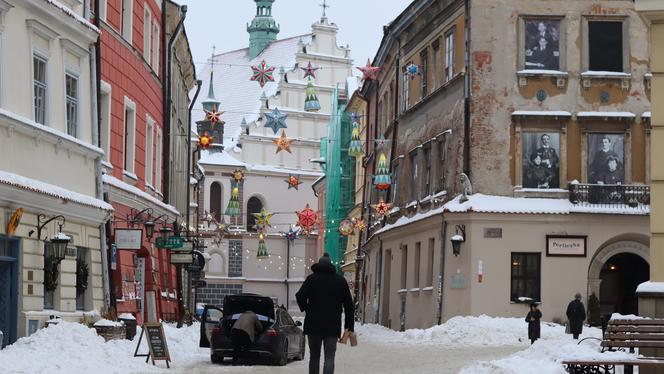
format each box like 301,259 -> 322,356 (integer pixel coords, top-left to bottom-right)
566,293 -> 586,339
296,253 -> 354,374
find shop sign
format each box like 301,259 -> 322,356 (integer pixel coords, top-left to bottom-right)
115,228 -> 143,250
170,251 -> 194,264
155,236 -> 184,249
546,235 -> 587,257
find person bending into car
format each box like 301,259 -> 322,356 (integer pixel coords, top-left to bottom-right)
231,310 -> 263,364
296,253 -> 354,374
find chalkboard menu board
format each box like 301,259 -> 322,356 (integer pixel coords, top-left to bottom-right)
134,323 -> 170,367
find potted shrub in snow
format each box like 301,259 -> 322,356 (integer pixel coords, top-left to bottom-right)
93,319 -> 126,341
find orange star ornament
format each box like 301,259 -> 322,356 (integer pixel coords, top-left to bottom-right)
273,130 -> 294,154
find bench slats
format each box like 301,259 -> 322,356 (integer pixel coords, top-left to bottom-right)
609,319 -> 664,326
608,326 -> 664,333
602,341 -> 664,348
604,333 -> 664,341
563,359 -> 664,366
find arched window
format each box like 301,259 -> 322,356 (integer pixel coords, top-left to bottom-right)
246,196 -> 263,232
210,182 -> 222,222
208,253 -> 224,274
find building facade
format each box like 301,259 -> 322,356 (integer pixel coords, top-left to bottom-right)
194,1 -> 354,312
0,0 -> 112,346
359,0 -> 652,331
98,0 -> 179,324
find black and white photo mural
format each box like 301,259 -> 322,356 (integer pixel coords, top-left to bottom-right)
522,132 -> 560,189
524,19 -> 561,71
588,134 -> 625,185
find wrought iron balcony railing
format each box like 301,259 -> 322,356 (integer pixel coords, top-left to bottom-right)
568,183 -> 650,209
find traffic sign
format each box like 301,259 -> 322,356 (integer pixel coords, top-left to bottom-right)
156,236 -> 184,249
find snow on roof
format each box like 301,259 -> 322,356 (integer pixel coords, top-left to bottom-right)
102,174 -> 179,215
443,193 -> 649,215
0,170 -> 113,211
512,110 -> 571,117
375,205 -> 445,235
44,0 -> 100,33
247,163 -> 323,177
198,149 -> 246,167
192,34 -> 312,147
577,111 -> 636,118
643,112 -> 651,118
636,281 -> 664,294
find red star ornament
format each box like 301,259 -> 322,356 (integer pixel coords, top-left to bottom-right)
198,132 -> 213,149
357,59 -> 380,81
205,109 -> 224,125
296,204 -> 318,235
285,174 -> 302,190
250,60 -> 276,88
372,198 -> 393,217
301,61 -> 319,79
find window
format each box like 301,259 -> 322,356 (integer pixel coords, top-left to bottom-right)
444,31 -> 455,82
155,127 -> 162,191
524,19 -> 561,71
510,252 -> 541,302
76,248 -> 88,311
588,21 -> 623,72
409,150 -> 419,202
413,242 -> 421,289
210,182 -> 222,222
143,5 -> 151,61
145,117 -> 154,186
33,55 -> 47,125
420,49 -> 428,97
65,73 -> 78,137
98,0 -> 107,21
402,72 -> 409,112
246,196 -> 263,232
151,22 -> 160,70
400,245 -> 408,290
427,238 -> 435,287
123,98 -> 136,174
43,243 -> 55,309
432,39 -> 440,88
437,136 -> 447,192
99,82 -> 111,161
121,0 -> 133,43
422,145 -> 432,198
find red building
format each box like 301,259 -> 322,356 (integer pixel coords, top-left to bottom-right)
96,0 -> 179,324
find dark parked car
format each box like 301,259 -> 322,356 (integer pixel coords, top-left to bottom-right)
199,293 -> 305,365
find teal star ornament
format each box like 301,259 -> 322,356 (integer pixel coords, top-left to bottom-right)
264,108 -> 288,134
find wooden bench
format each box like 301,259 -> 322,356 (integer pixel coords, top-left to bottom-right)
563,318 -> 664,374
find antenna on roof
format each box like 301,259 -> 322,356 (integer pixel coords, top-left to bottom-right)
320,0 -> 330,22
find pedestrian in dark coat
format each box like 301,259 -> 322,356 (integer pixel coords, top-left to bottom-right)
525,303 -> 542,344
566,293 -> 586,339
296,253 -> 354,374
231,311 -> 263,363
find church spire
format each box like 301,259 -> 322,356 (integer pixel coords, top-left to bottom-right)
202,47 -> 220,112
247,0 -> 280,60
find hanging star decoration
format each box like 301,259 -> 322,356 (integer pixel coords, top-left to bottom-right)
301,61 -> 319,79
232,169 -> 245,184
404,63 -> 423,80
264,107 -> 288,134
352,218 -> 367,232
284,226 -> 299,242
256,232 -> 269,259
250,60 -> 276,88
357,59 -> 380,81
205,109 -> 224,126
375,134 -> 389,149
285,174 -> 302,190
253,208 -> 273,232
273,129 -> 294,153
338,219 -> 354,237
198,132 -> 213,149
351,112 -> 361,123
296,204 -> 318,236
372,198 -> 393,217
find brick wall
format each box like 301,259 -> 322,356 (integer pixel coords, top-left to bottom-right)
197,283 -> 243,306
228,240 -> 243,277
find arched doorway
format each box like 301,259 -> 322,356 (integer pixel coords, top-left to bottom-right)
599,253 -> 649,315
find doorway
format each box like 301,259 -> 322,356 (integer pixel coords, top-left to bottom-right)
0,237 -> 19,347
380,249 -> 391,328
599,253 -> 649,315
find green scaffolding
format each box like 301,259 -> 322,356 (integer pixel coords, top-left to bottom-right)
323,86 -> 355,268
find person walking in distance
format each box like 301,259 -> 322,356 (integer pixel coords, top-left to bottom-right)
525,303 -> 542,344
566,293 -> 586,339
296,253 -> 354,374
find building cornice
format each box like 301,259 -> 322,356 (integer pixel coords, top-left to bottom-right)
24,0 -> 98,43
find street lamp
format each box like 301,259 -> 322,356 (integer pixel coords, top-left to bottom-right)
29,214 -> 70,263
143,220 -> 156,240
451,225 -> 466,257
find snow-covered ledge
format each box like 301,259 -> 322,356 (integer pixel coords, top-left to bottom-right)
516,69 -> 568,88
636,281 -> 664,294
581,71 -> 631,90
636,282 -> 664,319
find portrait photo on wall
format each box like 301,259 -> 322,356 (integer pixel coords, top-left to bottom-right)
522,132 -> 560,189
588,134 -> 625,185
524,19 -> 560,71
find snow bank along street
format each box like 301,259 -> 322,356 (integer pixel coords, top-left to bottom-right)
0,315 -> 627,373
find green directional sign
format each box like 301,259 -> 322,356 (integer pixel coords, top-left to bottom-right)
155,236 -> 184,249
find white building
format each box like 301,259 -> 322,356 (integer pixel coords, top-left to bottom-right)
193,1 -> 354,312
0,0 -> 112,346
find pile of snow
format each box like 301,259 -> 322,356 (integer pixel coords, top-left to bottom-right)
459,325 -> 636,374
0,321 -> 205,373
117,313 -> 136,320
93,319 -> 123,327
357,315 -> 563,346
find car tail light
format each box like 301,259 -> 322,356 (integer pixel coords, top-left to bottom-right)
265,329 -> 278,337
212,327 -> 222,335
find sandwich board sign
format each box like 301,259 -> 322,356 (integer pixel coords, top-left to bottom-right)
134,322 -> 170,368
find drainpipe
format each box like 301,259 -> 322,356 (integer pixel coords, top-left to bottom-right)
186,80 -> 202,236
463,0 -> 471,176
163,3 -> 188,201
389,37 -> 401,201
374,239 -> 383,324
437,220 -> 448,325
90,0 -> 111,309
285,238 -> 291,308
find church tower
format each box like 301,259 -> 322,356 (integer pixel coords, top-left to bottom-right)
247,0 -> 280,60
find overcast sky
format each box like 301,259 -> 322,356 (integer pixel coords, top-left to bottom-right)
178,0 -> 410,72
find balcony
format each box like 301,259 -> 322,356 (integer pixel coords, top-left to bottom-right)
568,183 -> 650,210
